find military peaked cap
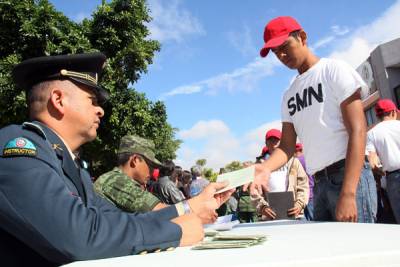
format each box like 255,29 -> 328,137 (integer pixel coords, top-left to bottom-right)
12,52 -> 109,103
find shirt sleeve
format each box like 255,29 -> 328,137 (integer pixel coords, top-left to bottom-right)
292,158 -> 309,209
0,156 -> 180,263
166,183 -> 186,204
329,59 -> 368,104
366,131 -> 376,153
101,175 -> 161,213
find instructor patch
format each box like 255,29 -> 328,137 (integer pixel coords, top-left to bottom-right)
3,137 -> 37,157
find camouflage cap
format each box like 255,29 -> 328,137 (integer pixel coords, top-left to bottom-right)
118,135 -> 163,167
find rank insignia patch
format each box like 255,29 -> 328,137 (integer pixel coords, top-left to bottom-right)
3,137 -> 37,157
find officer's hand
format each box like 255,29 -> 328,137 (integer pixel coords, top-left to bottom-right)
243,164 -> 270,196
172,214 -> 204,246
188,182 -> 234,224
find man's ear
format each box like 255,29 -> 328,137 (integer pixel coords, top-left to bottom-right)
299,30 -> 307,46
49,88 -> 67,116
129,155 -> 137,168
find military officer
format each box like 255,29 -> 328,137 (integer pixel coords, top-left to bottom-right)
94,135 -> 218,224
94,134 -> 166,213
0,53 -> 231,266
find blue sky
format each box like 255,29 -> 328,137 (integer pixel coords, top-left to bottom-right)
51,0 -> 400,170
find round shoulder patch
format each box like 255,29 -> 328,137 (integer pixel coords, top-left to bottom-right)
3,137 -> 37,157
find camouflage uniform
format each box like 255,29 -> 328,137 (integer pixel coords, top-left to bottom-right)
237,188 -> 258,223
94,168 -> 161,213
94,135 -> 164,213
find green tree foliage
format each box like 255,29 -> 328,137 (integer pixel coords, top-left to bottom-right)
0,0 -> 181,176
195,159 -> 207,168
224,161 -> 244,172
203,168 -> 218,182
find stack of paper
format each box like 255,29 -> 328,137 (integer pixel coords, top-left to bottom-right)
204,214 -> 240,231
192,234 -> 267,250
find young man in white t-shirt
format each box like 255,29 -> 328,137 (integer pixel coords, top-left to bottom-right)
366,99 -> 400,223
248,16 -> 377,222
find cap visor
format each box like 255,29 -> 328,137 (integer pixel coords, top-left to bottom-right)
260,34 -> 290,58
143,155 -> 164,168
69,77 -> 109,104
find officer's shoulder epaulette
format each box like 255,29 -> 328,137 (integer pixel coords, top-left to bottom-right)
22,122 -> 47,140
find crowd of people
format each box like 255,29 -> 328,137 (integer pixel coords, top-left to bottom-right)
0,14 -> 399,267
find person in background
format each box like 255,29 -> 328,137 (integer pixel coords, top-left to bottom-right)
189,165 -> 210,197
366,99 -> 400,223
153,164 -> 186,204
95,136 -> 219,224
295,143 -> 314,221
95,135 -> 166,213
256,146 -> 269,163
252,129 -> 309,220
180,170 -> 192,199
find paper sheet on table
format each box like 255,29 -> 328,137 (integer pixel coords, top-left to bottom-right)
204,215 -> 240,231
216,165 -> 255,193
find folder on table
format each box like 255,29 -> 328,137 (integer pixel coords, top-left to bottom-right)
264,191 -> 295,220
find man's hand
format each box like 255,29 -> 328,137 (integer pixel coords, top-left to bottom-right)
243,164 -> 270,196
171,214 -> 204,246
188,181 -> 234,224
335,193 -> 358,222
261,206 -> 276,220
287,204 -> 302,217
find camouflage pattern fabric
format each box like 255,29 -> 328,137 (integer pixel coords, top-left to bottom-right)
94,167 -> 161,213
118,135 -> 162,166
237,189 -> 258,223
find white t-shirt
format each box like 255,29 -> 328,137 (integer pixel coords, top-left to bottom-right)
281,58 -> 368,174
268,164 -> 288,192
366,120 -> 400,172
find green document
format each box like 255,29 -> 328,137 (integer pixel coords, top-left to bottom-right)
216,165 -> 255,193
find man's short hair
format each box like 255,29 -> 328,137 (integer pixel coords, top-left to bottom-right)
170,168 -> 183,183
191,166 -> 202,177
289,30 -> 301,39
182,170 -> 192,184
159,160 -> 175,177
27,80 -> 54,119
117,152 -> 133,166
117,152 -> 146,167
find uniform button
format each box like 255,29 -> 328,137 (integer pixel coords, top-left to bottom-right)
154,249 -> 161,253
139,251 -> 148,255
166,247 -> 175,251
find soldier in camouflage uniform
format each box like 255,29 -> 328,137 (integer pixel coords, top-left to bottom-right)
94,135 -> 167,213
237,187 -> 259,223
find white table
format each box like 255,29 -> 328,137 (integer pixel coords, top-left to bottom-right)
64,220 -> 400,267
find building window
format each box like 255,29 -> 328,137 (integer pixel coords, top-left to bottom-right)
395,85 -> 400,108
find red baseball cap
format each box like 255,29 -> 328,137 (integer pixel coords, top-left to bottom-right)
295,143 -> 303,152
265,129 -> 282,140
152,169 -> 160,181
375,99 -> 398,116
260,16 -> 302,58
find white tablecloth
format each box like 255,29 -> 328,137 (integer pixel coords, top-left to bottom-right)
64,220 -> 400,267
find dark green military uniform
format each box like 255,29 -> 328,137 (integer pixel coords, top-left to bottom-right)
0,53 -> 181,266
237,188 -> 258,223
95,167 -> 161,213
